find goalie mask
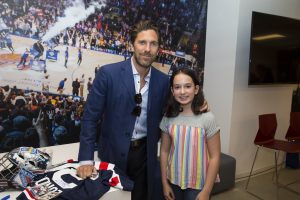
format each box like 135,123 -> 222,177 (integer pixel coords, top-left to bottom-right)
0,147 -> 51,190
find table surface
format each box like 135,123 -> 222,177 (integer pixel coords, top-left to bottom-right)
0,187 -> 131,200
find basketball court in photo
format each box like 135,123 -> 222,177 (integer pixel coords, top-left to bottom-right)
0,35 -> 170,100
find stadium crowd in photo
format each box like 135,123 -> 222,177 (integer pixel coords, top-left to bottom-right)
0,0 -> 207,151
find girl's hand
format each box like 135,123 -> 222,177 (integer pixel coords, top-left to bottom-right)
162,182 -> 175,200
195,190 -> 210,200
200,100 -> 209,112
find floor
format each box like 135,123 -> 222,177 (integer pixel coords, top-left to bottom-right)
211,167 -> 300,200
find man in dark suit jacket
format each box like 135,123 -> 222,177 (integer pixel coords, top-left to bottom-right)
77,20 -> 169,200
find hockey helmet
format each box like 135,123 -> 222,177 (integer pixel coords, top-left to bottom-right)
0,147 -> 51,190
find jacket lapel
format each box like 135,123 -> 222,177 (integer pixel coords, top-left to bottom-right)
120,59 -> 136,98
147,66 -> 159,112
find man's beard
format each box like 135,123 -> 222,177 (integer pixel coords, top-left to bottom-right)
133,53 -> 156,68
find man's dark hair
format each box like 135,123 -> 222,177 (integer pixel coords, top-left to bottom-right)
130,20 -> 160,45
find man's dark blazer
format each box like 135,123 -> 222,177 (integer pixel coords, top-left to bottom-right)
78,59 -> 169,199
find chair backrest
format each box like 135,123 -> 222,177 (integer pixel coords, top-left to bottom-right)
254,113 -> 277,145
285,112 -> 300,141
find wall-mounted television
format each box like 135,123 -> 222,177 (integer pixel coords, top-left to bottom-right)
248,11 -> 300,85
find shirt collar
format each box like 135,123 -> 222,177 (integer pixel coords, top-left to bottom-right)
131,57 -> 151,81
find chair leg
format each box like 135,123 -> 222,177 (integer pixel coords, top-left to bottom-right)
274,151 -> 279,185
272,151 -> 283,184
245,147 -> 260,190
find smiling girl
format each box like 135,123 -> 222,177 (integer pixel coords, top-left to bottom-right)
160,67 -> 220,200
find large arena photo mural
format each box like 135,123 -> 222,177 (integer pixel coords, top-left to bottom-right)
0,0 -> 208,151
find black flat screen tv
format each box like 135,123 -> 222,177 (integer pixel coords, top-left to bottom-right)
248,11 -> 300,85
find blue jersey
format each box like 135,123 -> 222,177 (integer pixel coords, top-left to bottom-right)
65,50 -> 68,58
58,80 -> 65,89
21,51 -> 29,59
5,36 -> 12,45
17,161 -> 133,200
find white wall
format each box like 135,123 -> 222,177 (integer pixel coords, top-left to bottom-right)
204,0 -> 299,177
204,0 -> 239,155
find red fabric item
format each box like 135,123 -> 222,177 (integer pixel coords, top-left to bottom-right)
109,176 -> 120,187
99,162 -> 109,170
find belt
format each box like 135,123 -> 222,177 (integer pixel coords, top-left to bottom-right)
130,137 -> 147,148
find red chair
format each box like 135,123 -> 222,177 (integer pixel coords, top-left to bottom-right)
285,112 -> 300,141
245,113 -> 300,190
